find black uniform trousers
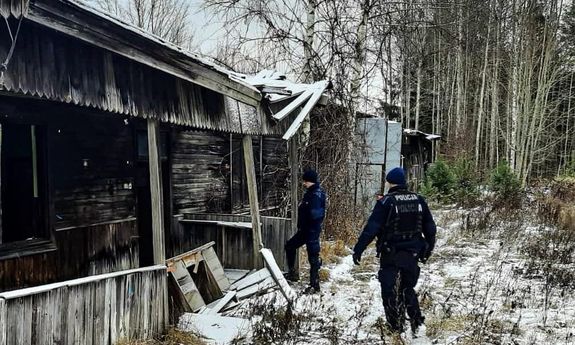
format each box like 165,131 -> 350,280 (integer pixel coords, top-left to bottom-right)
378,250 -> 423,331
285,230 -> 321,289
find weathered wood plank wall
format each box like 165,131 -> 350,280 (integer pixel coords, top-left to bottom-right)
0,265 -> 167,345
170,214 -> 293,270
51,113 -> 135,229
0,99 -> 139,292
261,137 -> 290,214
0,219 -> 139,291
171,130 -> 230,214
171,130 -> 289,215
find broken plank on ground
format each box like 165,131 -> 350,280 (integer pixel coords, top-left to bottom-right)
236,276 -> 277,300
224,269 -> 252,285
206,291 -> 237,315
229,268 -> 270,291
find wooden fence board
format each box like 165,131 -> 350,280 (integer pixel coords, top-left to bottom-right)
176,214 -> 292,270
0,299 -> 5,345
0,266 -> 166,345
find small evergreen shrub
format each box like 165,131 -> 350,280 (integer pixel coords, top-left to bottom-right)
562,156 -> 575,178
490,161 -> 521,205
420,160 -> 456,202
451,157 -> 480,206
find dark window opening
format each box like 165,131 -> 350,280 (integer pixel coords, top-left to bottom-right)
1,123 -> 48,245
136,130 -> 169,160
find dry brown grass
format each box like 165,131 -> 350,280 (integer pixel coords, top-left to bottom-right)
320,240 -> 350,264
116,328 -> 207,345
426,314 -> 471,339
318,268 -> 330,282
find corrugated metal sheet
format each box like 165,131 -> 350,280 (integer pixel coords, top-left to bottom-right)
0,0 -> 28,18
0,21 -> 283,135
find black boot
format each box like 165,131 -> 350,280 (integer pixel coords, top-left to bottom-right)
303,285 -> 320,294
283,269 -> 300,282
410,316 -> 425,336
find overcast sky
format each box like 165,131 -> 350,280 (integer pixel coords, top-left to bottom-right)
187,0 -> 225,54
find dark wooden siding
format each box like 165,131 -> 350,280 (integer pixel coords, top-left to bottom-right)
0,99 -> 139,292
169,214 -> 293,270
52,115 -> 135,229
171,130 -> 230,214
171,130 -> 289,215
261,137 -> 289,214
0,219 -> 138,291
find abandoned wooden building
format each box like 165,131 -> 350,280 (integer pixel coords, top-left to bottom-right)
0,0 -> 329,343
402,129 -> 442,189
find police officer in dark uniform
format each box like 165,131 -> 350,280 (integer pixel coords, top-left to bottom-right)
284,169 -> 327,294
352,167 -> 436,334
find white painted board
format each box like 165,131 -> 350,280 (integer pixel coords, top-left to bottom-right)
260,248 -> 296,303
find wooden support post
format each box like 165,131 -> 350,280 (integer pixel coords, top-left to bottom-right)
288,137 -> 300,273
147,119 -> 168,328
147,119 -> 165,264
0,123 -> 2,243
242,135 -> 263,268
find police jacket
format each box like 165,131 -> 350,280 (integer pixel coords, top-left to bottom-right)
297,183 -> 327,242
353,185 -> 436,258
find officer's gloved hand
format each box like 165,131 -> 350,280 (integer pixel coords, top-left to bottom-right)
420,250 -> 432,264
352,252 -> 361,265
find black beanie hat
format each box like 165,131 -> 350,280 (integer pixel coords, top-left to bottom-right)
302,169 -> 319,183
385,167 -> 406,185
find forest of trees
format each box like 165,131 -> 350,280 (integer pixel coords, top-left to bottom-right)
90,0 -> 575,184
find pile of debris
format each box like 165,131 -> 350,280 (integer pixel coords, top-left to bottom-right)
166,242 -> 296,343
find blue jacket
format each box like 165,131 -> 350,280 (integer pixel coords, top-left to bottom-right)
353,185 -> 436,257
297,183 -> 326,242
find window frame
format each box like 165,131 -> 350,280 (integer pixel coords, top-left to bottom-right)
0,120 -> 55,260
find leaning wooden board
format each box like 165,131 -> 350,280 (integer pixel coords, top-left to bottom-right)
260,248 -> 296,303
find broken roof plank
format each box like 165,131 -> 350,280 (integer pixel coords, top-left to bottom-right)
266,89 -> 306,103
229,268 -> 271,291
236,276 -> 276,300
282,81 -> 329,140
206,291 -> 237,315
272,89 -> 314,121
178,314 -> 249,344
224,269 -> 253,285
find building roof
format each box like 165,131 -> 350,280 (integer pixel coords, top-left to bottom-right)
0,0 -> 329,138
1,0 -> 261,106
403,129 -> 441,141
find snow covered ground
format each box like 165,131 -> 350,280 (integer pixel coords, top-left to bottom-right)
180,206 -> 575,344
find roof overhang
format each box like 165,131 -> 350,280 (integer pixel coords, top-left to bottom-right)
403,128 -> 441,141
1,0 -> 261,107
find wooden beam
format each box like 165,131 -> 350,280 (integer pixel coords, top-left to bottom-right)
0,123 -> 2,244
0,298 -> 5,345
147,119 -> 169,327
242,135 -> 263,268
26,1 -> 261,107
147,119 -> 165,264
288,137 -> 300,273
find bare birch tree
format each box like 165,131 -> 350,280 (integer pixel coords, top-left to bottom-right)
91,0 -> 195,47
